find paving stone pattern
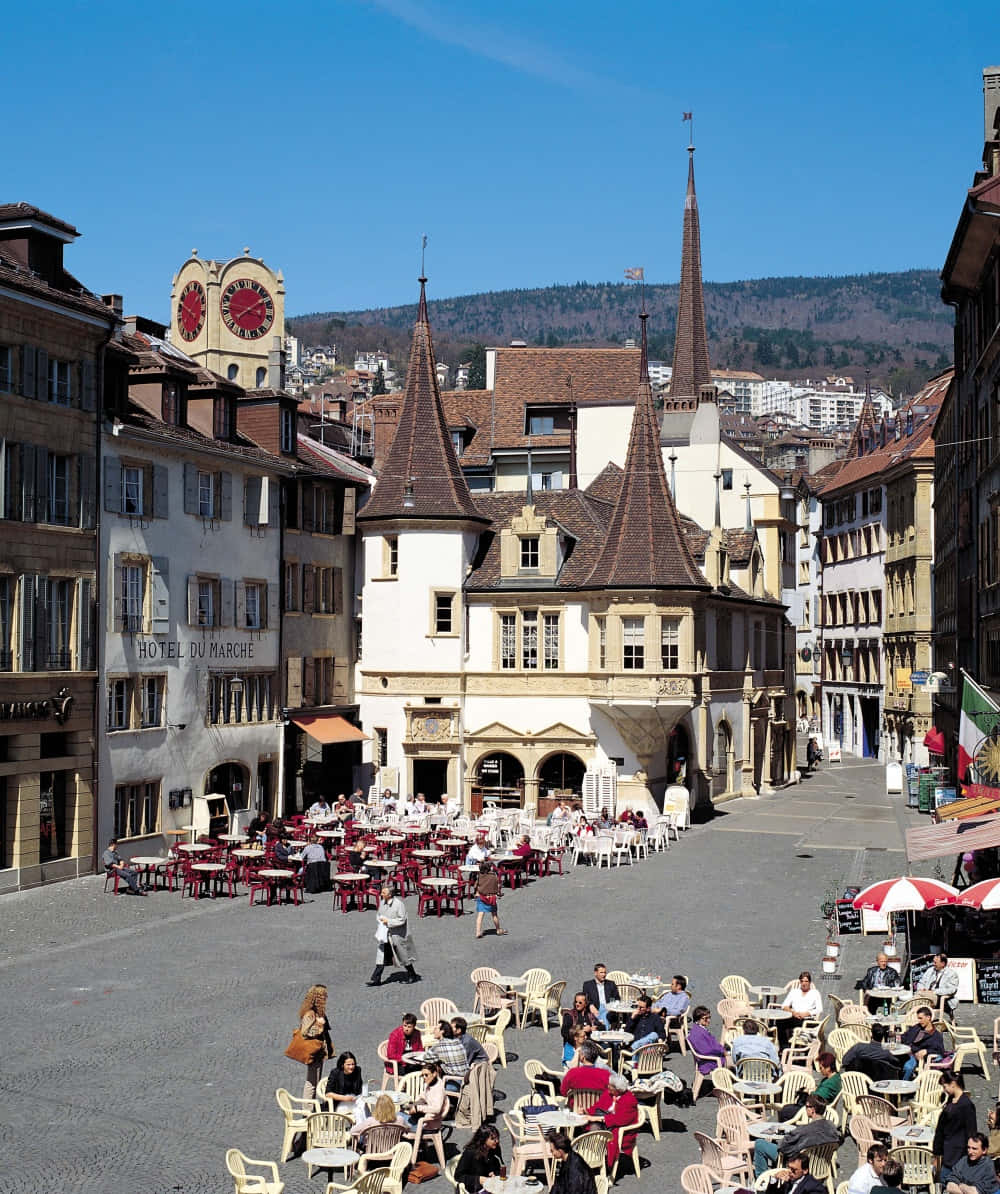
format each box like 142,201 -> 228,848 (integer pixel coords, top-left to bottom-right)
1,749 -> 996,1193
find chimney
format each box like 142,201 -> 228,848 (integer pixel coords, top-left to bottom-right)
268,334 -> 285,390
985,66 -> 1000,175
102,294 -> 124,318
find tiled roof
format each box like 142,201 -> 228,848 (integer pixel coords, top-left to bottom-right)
0,202 -> 79,237
296,435 -> 374,484
0,246 -> 116,322
359,280 -> 486,524
120,408 -> 296,471
679,517 -> 757,567
585,462 -> 624,504
441,389 -> 496,466
587,315 -> 708,591
669,150 -> 712,400
492,346 -> 640,410
820,370 -> 952,496
464,488 -> 614,591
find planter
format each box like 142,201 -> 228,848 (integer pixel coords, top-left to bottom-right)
826,941 -> 841,958
883,939 -> 898,958
822,957 -> 838,974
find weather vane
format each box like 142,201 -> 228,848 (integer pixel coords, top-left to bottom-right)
421,234 -> 427,277
683,110 -> 693,149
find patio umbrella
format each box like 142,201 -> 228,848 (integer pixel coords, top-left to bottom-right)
955,878 -> 1000,909
851,876 -> 958,912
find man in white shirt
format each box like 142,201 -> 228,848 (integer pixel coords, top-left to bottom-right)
847,1144 -> 889,1194
465,834 -> 491,866
918,953 -> 961,1018
783,971 -> 823,1020
412,793 -> 429,816
308,797 -> 332,817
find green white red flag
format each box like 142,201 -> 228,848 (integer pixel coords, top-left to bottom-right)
958,671 -> 1000,780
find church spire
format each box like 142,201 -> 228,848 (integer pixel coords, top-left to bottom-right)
358,277 -> 486,524
669,145 -> 712,402
587,310 -> 707,590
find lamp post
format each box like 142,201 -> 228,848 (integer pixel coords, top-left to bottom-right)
839,643 -> 853,754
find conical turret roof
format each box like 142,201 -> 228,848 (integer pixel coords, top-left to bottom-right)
587,313 -> 708,589
669,147 -> 712,401
359,278 -> 486,524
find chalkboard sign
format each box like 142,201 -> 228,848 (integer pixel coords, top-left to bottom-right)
836,899 -> 863,935
976,959 -> 1000,1004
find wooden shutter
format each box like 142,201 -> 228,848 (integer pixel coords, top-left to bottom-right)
152,465 -> 168,519
183,462 -> 198,514
110,554 -> 123,631
234,580 -> 246,629
342,486 -> 356,535
286,656 -> 303,708
104,456 -> 122,512
79,454 -> 96,529
21,346 -> 36,399
244,475 -> 261,525
81,360 -> 97,412
267,476 -> 280,527
334,659 -> 349,699
20,444 -> 37,523
266,583 -> 279,630
219,471 -> 232,521
333,567 -> 344,615
187,575 -> 199,626
34,445 -> 49,523
34,575 -> 49,669
77,578 -> 94,669
36,349 -> 49,400
220,579 -> 234,627
302,657 -> 315,705
18,574 -> 35,670
302,565 -> 315,614
301,483 -> 314,533
150,558 -> 169,634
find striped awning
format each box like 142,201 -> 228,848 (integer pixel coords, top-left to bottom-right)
906,813 -> 1000,863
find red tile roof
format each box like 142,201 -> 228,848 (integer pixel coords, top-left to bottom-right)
491,346 -> 640,413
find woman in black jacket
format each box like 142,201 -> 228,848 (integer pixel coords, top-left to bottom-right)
546,1129 -> 596,1194
932,1070 -> 978,1184
454,1125 -> 504,1191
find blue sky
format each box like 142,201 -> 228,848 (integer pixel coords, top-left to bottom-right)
8,1 -> 994,320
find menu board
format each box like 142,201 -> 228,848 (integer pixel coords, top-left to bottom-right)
976,959 -> 1000,1004
835,899 -> 862,935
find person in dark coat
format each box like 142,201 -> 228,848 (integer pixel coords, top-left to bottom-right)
545,1129 -> 597,1194
765,1152 -> 827,1194
901,1007 -> 945,1079
454,1124 -> 504,1191
842,1024 -> 902,1081
933,1071 -> 979,1185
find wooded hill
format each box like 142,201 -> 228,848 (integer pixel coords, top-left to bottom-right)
289,269 -> 952,396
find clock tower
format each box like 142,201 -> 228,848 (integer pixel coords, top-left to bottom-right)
169,248 -> 286,390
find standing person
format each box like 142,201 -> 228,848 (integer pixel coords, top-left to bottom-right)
582,963 -> 620,1029
545,1129 -> 597,1194
475,861 -> 506,939
297,983 -> 333,1100
454,1124 -> 505,1191
367,884 -> 420,986
806,737 -> 821,772
933,1072 -> 979,1185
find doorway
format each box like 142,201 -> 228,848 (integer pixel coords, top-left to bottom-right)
207,762 -> 251,811
412,758 -> 449,803
256,760 -> 274,816
860,697 -> 880,759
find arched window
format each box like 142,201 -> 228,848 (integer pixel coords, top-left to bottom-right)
227,363 -> 239,381
537,752 -> 585,798
255,366 -> 267,387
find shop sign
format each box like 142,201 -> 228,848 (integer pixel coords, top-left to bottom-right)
896,668 -> 912,692
0,686 -> 74,725
135,638 -> 256,663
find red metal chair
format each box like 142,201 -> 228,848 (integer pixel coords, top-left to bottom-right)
417,881 -> 445,918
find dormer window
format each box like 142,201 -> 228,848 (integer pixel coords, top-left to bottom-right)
213,397 -> 232,441
528,413 -> 554,435
525,405 -> 571,436
520,536 -> 539,570
280,407 -> 295,453
450,430 -> 464,456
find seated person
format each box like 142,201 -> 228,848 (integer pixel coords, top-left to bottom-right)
299,836 -> 330,892
653,974 -> 691,1020
346,842 -> 379,877
545,1129 -> 598,1194
308,796 -> 333,817
686,1005 -> 729,1076
562,993 -> 600,1065
385,1012 -> 423,1074
633,810 -> 649,831
813,1052 -> 842,1103
102,838 -> 145,895
550,802 -> 569,824
731,1018 -> 779,1068
764,1151 -> 828,1194
273,834 -> 295,866
454,1124 -> 504,1192
901,1006 -> 945,1079
512,834 -> 534,860
326,1051 -> 364,1115
754,1095 -> 840,1177
782,971 -> 823,1022
617,808 -> 635,825
860,952 -> 902,995
405,1061 -> 448,1133
560,1040 -> 612,1108
465,834 -> 492,867
582,963 -> 620,1029
424,1019 -> 469,1092
944,1133 -> 1000,1194
870,1156 -> 905,1193
351,1093 -> 409,1143
846,1143 -> 889,1194
597,808 -> 614,829
380,788 -> 397,813
334,796 -> 353,822
411,793 -> 429,816
842,1023 -> 901,1081
918,953 -> 961,1020
626,994 -> 666,1049
451,1017 -> 488,1067
585,1070 -> 639,1172
246,810 -> 271,845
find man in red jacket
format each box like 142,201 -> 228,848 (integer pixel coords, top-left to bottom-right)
384,1012 -> 423,1076
560,1040 -> 611,1109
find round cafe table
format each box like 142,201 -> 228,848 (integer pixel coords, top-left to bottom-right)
891,1124 -> 933,1147
495,975 -> 528,990
535,1109 -> 588,1129
411,849 -> 445,859
127,856 -> 166,887
232,848 -> 263,858
754,1007 -> 792,1022
628,974 -> 662,987
216,834 -> 246,843
734,1079 -> 781,1099
301,1147 -> 359,1180
422,875 -> 457,886
376,834 -> 405,843
605,1000 -> 637,1015
871,1078 -> 917,1104
749,985 -> 788,1006
592,1030 -> 633,1045
481,1178 -> 543,1194
365,859 -> 398,870
747,1121 -> 790,1140
177,842 -> 213,854
333,873 -> 370,914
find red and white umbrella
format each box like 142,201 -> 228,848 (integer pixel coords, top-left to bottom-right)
852,876 -> 958,913
955,878 -> 1000,910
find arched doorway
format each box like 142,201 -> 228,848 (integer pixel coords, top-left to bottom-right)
473,752 -> 525,811
713,720 -> 732,798
208,761 -> 251,811
537,752 -> 585,800
667,724 -> 690,788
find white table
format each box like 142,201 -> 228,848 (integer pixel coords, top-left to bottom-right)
232,849 -> 263,859
128,855 -> 166,868
628,974 -> 662,987
217,834 -> 247,843
191,862 -> 225,873
747,1121 -> 790,1140
302,1146 -> 359,1176
592,1030 -> 633,1044
411,849 -> 445,858
891,1124 -> 933,1146
866,987 -> 908,1001
481,1178 -> 543,1194
605,1000 -> 637,1015
535,1109 -> 588,1128
258,868 -> 294,879
871,1078 -> 917,1102
422,876 -> 457,887
365,859 -> 398,869
733,1079 -> 781,1098
495,975 -> 528,990
750,986 -> 790,1006
177,842 -> 213,853
754,1007 -> 792,1022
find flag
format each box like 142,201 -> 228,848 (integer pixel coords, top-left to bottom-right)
682,112 -> 692,121
624,267 -> 644,280
958,671 -> 1000,781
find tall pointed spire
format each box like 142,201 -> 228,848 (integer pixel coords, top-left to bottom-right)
847,373 -> 877,459
358,277 -> 487,524
669,146 -> 712,402
587,310 -> 707,590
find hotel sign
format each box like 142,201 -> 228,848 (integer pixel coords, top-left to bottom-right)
135,639 -> 257,663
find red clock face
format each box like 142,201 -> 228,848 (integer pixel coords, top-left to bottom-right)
177,280 -> 206,341
220,278 -> 275,340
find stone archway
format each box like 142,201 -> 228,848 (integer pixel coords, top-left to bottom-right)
536,751 -> 586,801
471,751 -> 525,811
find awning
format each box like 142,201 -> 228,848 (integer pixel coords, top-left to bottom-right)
906,812 -> 1000,863
292,714 -> 368,745
923,727 -> 946,755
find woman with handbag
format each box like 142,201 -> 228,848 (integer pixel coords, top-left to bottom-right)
292,983 -> 333,1100
475,861 -> 506,940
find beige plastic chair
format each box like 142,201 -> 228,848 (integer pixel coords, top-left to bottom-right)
620,1041 -> 668,1082
522,980 -> 566,1032
471,966 -> 500,1013
781,1033 -> 820,1073
719,974 -> 754,1003
826,1027 -> 860,1065
275,1088 -> 320,1163
574,1128 -> 612,1175
524,1059 -> 560,1100
411,1093 -> 450,1167
736,1056 -> 779,1083
827,994 -> 848,1022
609,1114 -> 643,1181
856,1093 -> 908,1131
950,1024 -> 991,1075
716,1104 -> 755,1174
397,1070 -> 425,1103
566,1087 -> 603,1117
693,1130 -> 753,1189
718,998 -> 754,1036
837,1003 -> 869,1026
802,1140 -> 839,1194
680,1164 -> 716,1194
476,981 -> 516,1021
484,1007 -> 512,1067
848,1113 -> 878,1167
376,1041 -> 401,1091
910,1069 -> 946,1126
694,1057 -> 730,1102
418,997 -> 458,1032
606,970 -> 630,987
777,1068 -> 815,1105
379,1142 -> 413,1194
838,1022 -> 871,1044
306,1112 -> 354,1180
889,1144 -> 936,1194
839,1069 -> 872,1120
358,1126 -> 407,1175
226,1148 -> 285,1194
502,1110 -> 554,1183
617,982 -> 644,1003
325,1170 -> 391,1194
